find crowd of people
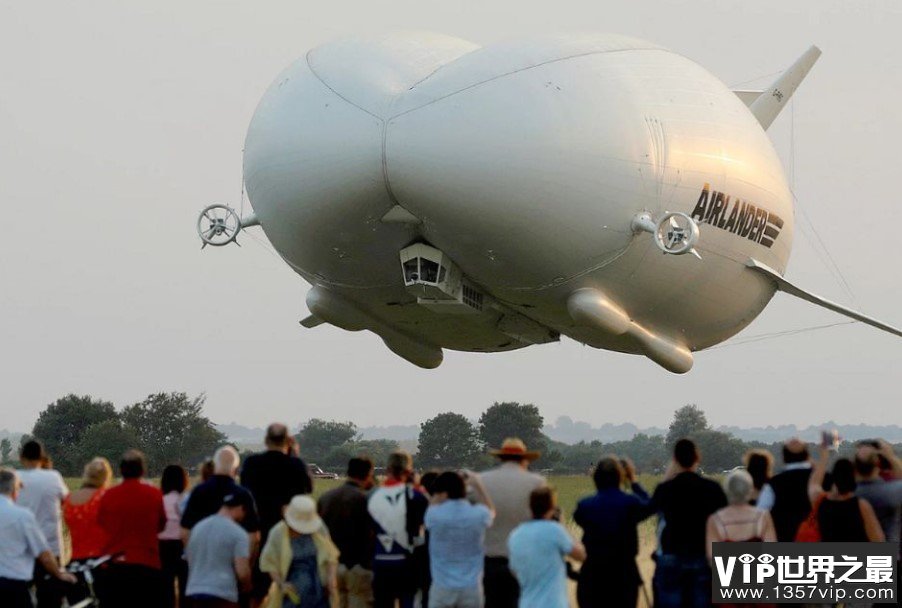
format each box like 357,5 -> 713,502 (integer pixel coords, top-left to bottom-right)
0,424 -> 899,608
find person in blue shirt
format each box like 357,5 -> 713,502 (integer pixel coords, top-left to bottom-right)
508,487 -> 585,608
424,471 -> 495,608
573,457 -> 655,608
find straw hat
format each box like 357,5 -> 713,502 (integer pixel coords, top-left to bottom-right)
284,495 -> 323,534
489,438 -> 541,460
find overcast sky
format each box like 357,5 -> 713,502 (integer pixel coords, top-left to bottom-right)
1,0 -> 900,434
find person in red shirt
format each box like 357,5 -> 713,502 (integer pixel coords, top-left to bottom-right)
97,450 -> 166,608
63,457 -> 113,561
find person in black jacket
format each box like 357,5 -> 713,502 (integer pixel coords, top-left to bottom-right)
756,438 -> 813,541
574,457 -> 655,608
317,457 -> 375,608
651,439 -> 727,608
239,423 -> 313,605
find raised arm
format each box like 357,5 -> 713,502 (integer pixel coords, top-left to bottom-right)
466,471 -> 495,517
569,539 -> 587,562
807,446 -> 830,504
877,440 -> 902,479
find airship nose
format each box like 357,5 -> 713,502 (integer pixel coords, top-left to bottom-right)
242,57 -> 402,286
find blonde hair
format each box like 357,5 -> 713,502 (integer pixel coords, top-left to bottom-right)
82,457 -> 113,489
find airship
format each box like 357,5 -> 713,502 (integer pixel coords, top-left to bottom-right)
197,32 -> 901,373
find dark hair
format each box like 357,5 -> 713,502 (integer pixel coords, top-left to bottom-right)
199,459 -> 215,482
265,423 -> 290,448
783,444 -> 810,464
832,458 -> 857,494
347,457 -> 374,481
529,486 -> 556,519
160,465 -> 189,494
745,451 -> 773,491
120,450 -> 146,479
20,440 -> 45,462
432,471 -> 466,499
419,471 -> 440,495
593,457 -> 623,490
673,438 -> 699,468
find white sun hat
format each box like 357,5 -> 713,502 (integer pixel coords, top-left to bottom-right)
284,495 -> 323,534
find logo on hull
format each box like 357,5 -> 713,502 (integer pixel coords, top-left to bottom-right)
690,184 -> 784,248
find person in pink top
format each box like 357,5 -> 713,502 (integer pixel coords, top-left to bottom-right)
159,464 -> 189,608
63,457 -> 113,561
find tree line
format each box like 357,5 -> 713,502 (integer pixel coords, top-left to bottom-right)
297,402 -> 766,473
13,395 -> 896,477
18,393 -> 225,476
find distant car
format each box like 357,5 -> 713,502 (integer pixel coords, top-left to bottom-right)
308,463 -> 339,479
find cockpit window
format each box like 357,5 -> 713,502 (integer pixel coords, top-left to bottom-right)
403,258 -> 419,282
420,259 -> 439,283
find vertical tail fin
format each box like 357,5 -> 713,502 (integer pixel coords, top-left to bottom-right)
749,45 -> 821,130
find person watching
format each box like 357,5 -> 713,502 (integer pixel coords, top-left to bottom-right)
854,440 -> 902,557
158,464 -> 190,608
17,440 -> 69,608
367,451 -> 429,608
317,457 -> 376,608
240,423 -> 313,606
573,456 -> 654,607
508,487 -> 585,608
97,450 -> 167,608
0,468 -> 76,608
706,469 -> 777,559
743,449 -> 773,506
756,438 -> 813,541
63,457 -> 113,562
651,439 -> 727,608
184,493 -> 252,608
424,470 -> 495,608
478,438 -> 546,608
181,446 -> 260,553
807,447 -> 884,542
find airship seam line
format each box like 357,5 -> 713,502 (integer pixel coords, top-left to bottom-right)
390,47 -> 670,121
304,49 -> 386,122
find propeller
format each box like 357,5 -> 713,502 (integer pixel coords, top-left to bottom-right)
197,204 -> 242,248
631,211 -> 701,259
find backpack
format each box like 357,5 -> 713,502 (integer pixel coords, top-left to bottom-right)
795,493 -> 825,542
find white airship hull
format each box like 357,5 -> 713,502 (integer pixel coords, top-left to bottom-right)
242,32 -> 798,371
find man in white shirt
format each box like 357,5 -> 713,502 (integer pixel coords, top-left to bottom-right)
17,440 -> 69,607
0,469 -> 76,608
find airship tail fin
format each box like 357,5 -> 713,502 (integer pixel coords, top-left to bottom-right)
747,259 -> 902,338
745,45 -> 821,130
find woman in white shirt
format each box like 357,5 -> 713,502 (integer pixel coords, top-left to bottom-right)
159,464 -> 189,608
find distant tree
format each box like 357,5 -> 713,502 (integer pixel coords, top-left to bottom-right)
0,438 -> 11,464
694,429 -> 751,473
31,394 -> 118,475
296,419 -> 358,463
417,413 -> 482,469
74,420 -> 139,471
320,439 -> 400,471
347,439 -> 399,469
552,432 -> 668,474
121,392 -> 226,475
666,404 -> 709,447
479,402 -> 546,455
